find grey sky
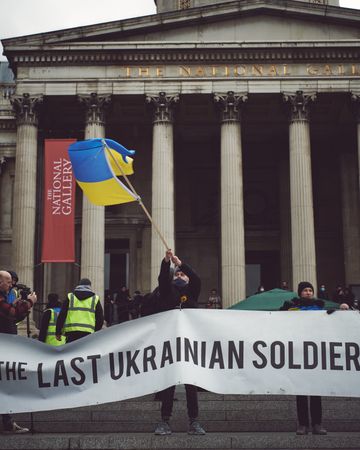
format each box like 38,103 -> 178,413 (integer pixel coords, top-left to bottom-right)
0,0 -> 359,61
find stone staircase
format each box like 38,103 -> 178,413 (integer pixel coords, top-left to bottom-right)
1,391 -> 360,449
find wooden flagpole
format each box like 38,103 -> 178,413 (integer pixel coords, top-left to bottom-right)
102,140 -> 170,251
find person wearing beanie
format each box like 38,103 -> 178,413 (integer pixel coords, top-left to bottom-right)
56,278 -> 103,343
280,281 -> 327,436
154,249 -> 205,437
79,278 -> 91,286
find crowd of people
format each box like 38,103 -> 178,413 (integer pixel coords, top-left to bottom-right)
103,287 -> 142,325
0,261 -> 358,436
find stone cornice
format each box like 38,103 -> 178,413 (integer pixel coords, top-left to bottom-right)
0,121 -> 16,131
6,41 -> 360,67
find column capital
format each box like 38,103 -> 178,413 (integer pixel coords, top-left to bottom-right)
351,92 -> 360,123
214,91 -> 248,123
283,90 -> 316,122
78,93 -> 112,126
10,93 -> 43,126
145,92 -> 179,123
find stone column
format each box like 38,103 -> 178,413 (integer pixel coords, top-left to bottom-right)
214,91 -> 247,308
352,93 -> 360,196
146,92 -> 179,289
78,93 -> 111,302
340,152 -> 360,285
0,158 -> 14,234
283,91 -> 317,291
10,94 -> 43,287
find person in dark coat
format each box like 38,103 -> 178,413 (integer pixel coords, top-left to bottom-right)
280,281 -> 327,436
317,284 -> 329,300
115,286 -> 130,323
332,285 -> 345,304
154,250 -> 205,436
342,287 -> 355,308
129,290 -> 142,319
280,280 -> 290,291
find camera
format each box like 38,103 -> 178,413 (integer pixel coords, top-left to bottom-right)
17,283 -> 32,301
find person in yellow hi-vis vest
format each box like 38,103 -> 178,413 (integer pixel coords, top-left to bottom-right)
55,278 -> 104,343
38,293 -> 66,346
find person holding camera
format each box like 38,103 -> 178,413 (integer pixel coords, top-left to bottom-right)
6,270 -> 19,305
0,270 -> 37,433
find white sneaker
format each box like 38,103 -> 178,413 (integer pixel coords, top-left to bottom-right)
154,421 -> 172,435
188,420 -> 206,435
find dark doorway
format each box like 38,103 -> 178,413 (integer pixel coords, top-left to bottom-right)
105,239 -> 129,294
246,251 -> 280,296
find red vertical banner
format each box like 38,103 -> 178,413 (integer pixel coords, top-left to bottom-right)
41,139 -> 76,262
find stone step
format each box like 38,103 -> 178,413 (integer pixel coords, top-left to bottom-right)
0,431 -> 360,450
19,420 -> 360,434
11,394 -> 360,433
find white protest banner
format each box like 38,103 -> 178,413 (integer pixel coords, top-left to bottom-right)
0,309 -> 359,414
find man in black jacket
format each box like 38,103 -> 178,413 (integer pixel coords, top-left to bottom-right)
154,250 -> 205,436
280,281 -> 327,436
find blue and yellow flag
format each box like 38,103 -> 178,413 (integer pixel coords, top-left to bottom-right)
68,138 -> 138,206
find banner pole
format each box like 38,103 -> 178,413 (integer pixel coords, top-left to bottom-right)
103,140 -> 170,251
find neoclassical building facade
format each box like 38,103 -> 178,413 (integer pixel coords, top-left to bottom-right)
0,0 -> 360,307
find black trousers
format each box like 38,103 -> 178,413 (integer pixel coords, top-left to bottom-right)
65,331 -> 90,343
296,395 -> 322,427
160,384 -> 198,420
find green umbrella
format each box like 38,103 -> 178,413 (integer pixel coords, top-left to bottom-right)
228,288 -> 339,311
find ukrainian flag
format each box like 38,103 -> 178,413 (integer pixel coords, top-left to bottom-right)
68,138 -> 138,206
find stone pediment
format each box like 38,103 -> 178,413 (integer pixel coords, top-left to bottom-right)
2,0 -> 360,72
3,0 -> 360,47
